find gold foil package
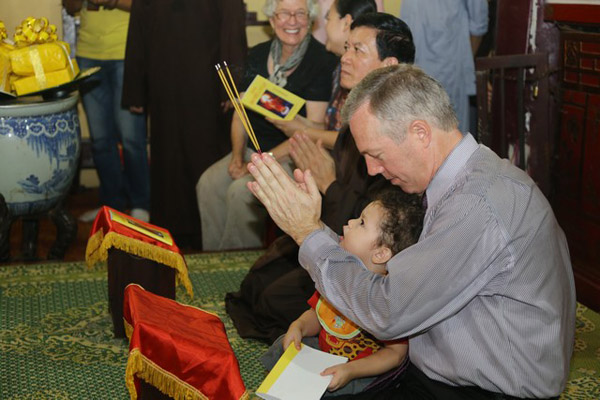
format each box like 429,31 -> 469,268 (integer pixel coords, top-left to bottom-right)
12,59 -> 80,96
13,17 -> 58,47
0,17 -> 79,96
10,42 -> 71,76
0,22 -> 8,41
0,46 -> 11,93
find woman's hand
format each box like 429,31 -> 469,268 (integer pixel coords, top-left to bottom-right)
221,100 -> 234,113
267,115 -> 309,138
228,156 -> 248,179
63,0 -> 84,14
289,133 -> 336,194
88,0 -> 118,8
321,363 -> 355,392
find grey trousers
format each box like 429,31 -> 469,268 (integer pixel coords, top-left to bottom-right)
260,334 -> 376,398
196,149 -> 294,251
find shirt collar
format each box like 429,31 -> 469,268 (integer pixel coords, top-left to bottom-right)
425,133 -> 479,209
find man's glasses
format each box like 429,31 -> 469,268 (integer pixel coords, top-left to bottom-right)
274,10 -> 309,22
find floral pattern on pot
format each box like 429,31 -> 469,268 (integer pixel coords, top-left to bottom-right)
0,95 -> 80,216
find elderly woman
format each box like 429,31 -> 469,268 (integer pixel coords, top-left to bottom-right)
197,0 -> 337,251
268,0 -> 381,149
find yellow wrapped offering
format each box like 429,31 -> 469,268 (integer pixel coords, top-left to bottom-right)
0,22 -> 13,92
9,41 -> 71,76
12,58 -> 79,96
0,21 -> 7,41
0,17 -> 84,96
0,45 -> 12,92
13,17 -> 58,47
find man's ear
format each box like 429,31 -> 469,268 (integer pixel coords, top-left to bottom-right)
382,57 -> 399,67
372,246 -> 392,265
408,119 -> 432,148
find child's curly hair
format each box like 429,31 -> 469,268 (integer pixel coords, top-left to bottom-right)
371,188 -> 425,255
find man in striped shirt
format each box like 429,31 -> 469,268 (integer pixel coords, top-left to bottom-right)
246,64 -> 575,399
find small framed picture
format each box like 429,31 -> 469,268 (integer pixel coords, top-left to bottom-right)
242,75 -> 306,121
109,210 -> 173,246
257,90 -> 293,118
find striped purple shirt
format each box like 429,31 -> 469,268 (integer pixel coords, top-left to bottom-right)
299,134 -> 576,397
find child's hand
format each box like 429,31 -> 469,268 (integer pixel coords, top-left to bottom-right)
282,322 -> 303,351
321,363 -> 355,392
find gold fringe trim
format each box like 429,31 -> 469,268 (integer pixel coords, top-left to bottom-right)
85,229 -> 105,266
86,230 -> 194,297
126,348 -> 209,400
125,349 -> 250,400
124,332 -> 249,400
124,318 -> 133,342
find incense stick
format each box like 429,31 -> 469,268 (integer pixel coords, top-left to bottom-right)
215,65 -> 260,152
215,63 -> 262,153
224,62 -> 260,152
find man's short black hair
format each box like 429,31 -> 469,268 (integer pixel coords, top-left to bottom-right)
372,188 -> 424,255
351,12 -> 415,64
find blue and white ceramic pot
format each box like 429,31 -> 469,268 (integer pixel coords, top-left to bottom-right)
0,94 -> 81,217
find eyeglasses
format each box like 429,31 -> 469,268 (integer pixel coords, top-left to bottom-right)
274,10 -> 309,22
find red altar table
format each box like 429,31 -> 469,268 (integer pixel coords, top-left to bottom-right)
123,284 -> 248,400
85,206 -> 194,337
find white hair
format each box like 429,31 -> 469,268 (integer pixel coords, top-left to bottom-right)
342,64 -> 459,141
263,0 -> 319,22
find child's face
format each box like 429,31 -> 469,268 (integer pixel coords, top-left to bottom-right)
340,201 -> 388,275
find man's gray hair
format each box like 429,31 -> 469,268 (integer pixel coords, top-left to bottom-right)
263,0 -> 320,22
341,64 -> 458,141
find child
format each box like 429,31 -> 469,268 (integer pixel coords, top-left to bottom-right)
260,189 -> 424,397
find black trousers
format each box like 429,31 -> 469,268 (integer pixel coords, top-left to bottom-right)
333,363 -> 559,400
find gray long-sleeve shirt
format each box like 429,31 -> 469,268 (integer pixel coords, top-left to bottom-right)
401,0 -> 488,133
299,134 -> 575,397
